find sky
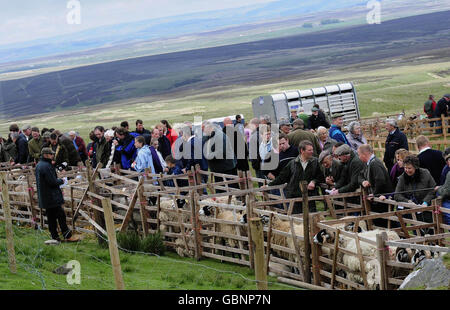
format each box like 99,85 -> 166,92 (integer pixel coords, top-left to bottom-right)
0,0 -> 275,46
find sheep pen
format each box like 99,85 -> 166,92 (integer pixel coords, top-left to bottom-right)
1,166 -> 449,290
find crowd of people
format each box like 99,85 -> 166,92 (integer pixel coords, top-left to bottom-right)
2,96 -> 450,243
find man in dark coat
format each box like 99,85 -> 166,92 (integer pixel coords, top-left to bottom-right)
269,140 -> 325,213
332,144 -> 366,194
267,133 -> 299,179
203,121 -> 237,191
288,119 -> 321,157
52,131 -> 81,167
152,127 -> 171,159
10,131 -> 29,165
223,117 -> 249,172
94,126 -> 110,168
433,94 -> 450,134
319,150 -> 343,190
383,119 -> 409,174
35,148 -> 78,244
416,135 -> 446,184
132,119 -> 151,135
309,106 -> 330,131
358,144 -> 394,227
249,118 -> 263,178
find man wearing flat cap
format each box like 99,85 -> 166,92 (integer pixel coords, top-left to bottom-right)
35,147 -> 79,244
329,144 -> 365,196
309,105 -> 330,131
318,150 -> 343,189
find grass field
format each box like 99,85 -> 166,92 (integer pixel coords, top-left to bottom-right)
0,223 -> 296,290
1,59 -> 449,141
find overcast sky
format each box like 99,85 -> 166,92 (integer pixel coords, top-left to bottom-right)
0,0 -> 275,45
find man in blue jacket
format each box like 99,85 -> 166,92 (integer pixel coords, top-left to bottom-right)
35,148 -> 79,244
329,114 -> 350,146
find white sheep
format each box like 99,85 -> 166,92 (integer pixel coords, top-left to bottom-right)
340,229 -> 400,289
174,230 -> 195,258
159,198 -> 189,234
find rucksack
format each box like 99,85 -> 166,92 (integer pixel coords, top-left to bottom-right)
424,100 -> 433,115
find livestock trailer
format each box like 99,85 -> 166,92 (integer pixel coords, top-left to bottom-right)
252,82 -> 360,125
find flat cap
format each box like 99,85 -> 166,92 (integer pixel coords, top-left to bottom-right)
318,150 -> 331,163
279,119 -> 292,127
41,147 -> 55,155
334,144 -> 352,156
331,113 -> 344,119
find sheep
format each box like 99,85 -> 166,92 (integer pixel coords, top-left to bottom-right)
174,230 -> 195,258
198,203 -> 245,259
158,198 -> 190,234
313,216 -> 368,245
313,216 -> 369,259
342,229 -> 400,271
268,261 -> 291,277
339,229 -> 400,289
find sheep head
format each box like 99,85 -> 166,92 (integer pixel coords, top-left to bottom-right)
199,205 -> 214,216
313,229 -> 333,244
239,213 -> 269,225
396,248 -> 413,263
344,222 -> 363,233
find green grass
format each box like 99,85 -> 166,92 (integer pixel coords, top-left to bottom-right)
1,59 -> 449,142
0,223 -> 297,290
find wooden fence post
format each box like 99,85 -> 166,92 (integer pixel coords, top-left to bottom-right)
311,214 -> 322,286
376,232 -> 388,290
86,161 -> 105,244
190,191 -> 202,261
246,170 -> 255,269
101,198 -> 125,290
442,114 -> 447,140
300,181 -> 312,284
362,187 -> 374,230
249,217 -> 268,290
0,172 -> 17,274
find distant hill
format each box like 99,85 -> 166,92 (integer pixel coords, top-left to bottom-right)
0,0 -> 373,64
1,10 -> 449,118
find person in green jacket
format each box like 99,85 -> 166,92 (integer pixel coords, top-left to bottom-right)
28,127 -> 43,163
330,144 -> 365,194
287,119 -> 321,157
269,140 -> 325,213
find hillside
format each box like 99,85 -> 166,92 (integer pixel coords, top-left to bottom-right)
1,10 -> 449,119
